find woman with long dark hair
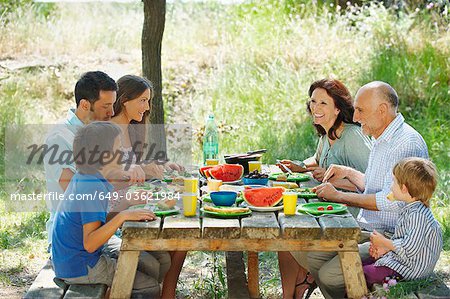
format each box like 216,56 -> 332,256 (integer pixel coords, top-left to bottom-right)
278,79 -> 372,298
111,75 -> 186,298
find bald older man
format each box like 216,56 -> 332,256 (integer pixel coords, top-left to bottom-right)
307,81 -> 429,299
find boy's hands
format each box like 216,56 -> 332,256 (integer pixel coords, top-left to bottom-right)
369,230 -> 393,259
369,242 -> 390,259
370,229 -> 388,247
120,209 -> 156,222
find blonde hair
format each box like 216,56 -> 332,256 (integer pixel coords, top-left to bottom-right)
393,157 -> 438,207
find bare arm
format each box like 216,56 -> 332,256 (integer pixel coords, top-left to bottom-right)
313,183 -> 378,210
83,209 -> 155,253
335,191 -> 378,210
303,156 -> 318,168
329,178 -> 357,192
59,168 -> 75,191
323,165 -> 366,192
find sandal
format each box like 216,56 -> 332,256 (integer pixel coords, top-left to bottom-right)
294,272 -> 317,299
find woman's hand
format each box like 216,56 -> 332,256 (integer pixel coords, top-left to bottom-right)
124,164 -> 146,184
142,162 -> 165,180
164,161 -> 185,172
277,159 -> 307,173
307,166 -> 326,181
119,208 -> 156,222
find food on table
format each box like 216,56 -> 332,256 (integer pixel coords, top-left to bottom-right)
172,176 -> 185,185
203,205 -> 250,214
244,170 -> 269,179
243,187 -> 284,207
269,172 -> 310,182
272,182 -> 298,189
157,199 -> 177,210
317,206 -> 325,211
199,165 -> 215,178
207,164 -> 244,182
326,205 -> 334,211
276,174 -> 288,181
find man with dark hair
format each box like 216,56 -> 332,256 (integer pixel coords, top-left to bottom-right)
43,71 -> 145,250
306,81 -> 429,299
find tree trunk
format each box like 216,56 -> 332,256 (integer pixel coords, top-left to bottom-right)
142,0 -> 167,160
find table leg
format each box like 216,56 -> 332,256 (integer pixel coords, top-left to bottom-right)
338,251 -> 368,299
110,250 -> 140,299
247,251 -> 260,299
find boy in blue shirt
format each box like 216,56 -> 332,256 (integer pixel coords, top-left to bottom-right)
52,122 -> 165,297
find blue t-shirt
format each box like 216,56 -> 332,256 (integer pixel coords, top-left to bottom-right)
52,171 -> 113,278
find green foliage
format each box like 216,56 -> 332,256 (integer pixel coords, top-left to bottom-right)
0,206 -> 48,250
0,1 -> 55,19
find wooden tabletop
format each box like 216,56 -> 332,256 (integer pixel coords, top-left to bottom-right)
111,167 -> 368,299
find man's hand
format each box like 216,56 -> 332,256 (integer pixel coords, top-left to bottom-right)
312,182 -> 341,201
307,166 -> 326,182
323,164 -> 352,182
142,162 -> 164,180
119,209 -> 156,222
124,164 -> 146,184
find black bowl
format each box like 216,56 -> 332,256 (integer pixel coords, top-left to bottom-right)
224,154 -> 262,174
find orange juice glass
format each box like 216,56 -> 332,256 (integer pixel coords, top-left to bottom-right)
182,193 -> 197,216
184,177 -> 199,194
283,192 -> 297,215
248,160 -> 262,173
206,159 -> 219,166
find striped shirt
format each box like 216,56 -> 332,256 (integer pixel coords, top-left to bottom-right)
357,113 -> 429,232
375,201 -> 443,280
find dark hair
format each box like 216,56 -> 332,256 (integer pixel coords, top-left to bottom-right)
114,75 -> 154,156
74,71 -> 117,107
307,79 -> 358,140
73,121 -> 121,174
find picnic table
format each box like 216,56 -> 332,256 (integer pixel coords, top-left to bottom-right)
109,166 -> 368,299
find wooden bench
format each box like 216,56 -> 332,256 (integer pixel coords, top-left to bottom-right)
25,260 -> 107,299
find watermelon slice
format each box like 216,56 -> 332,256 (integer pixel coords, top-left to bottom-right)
199,166 -> 215,178
208,164 -> 244,182
243,187 -> 284,207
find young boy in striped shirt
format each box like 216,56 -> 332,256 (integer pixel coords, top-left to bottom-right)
363,157 -> 443,287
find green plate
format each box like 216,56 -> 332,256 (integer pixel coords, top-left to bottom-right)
292,188 -> 318,199
128,203 -> 180,217
268,172 -> 310,182
201,194 -> 244,206
200,207 -> 252,218
298,202 -> 347,215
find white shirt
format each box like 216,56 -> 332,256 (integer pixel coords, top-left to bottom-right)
43,109 -> 83,245
357,113 -> 429,232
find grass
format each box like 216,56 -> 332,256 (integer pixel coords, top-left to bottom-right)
0,1 -> 449,298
